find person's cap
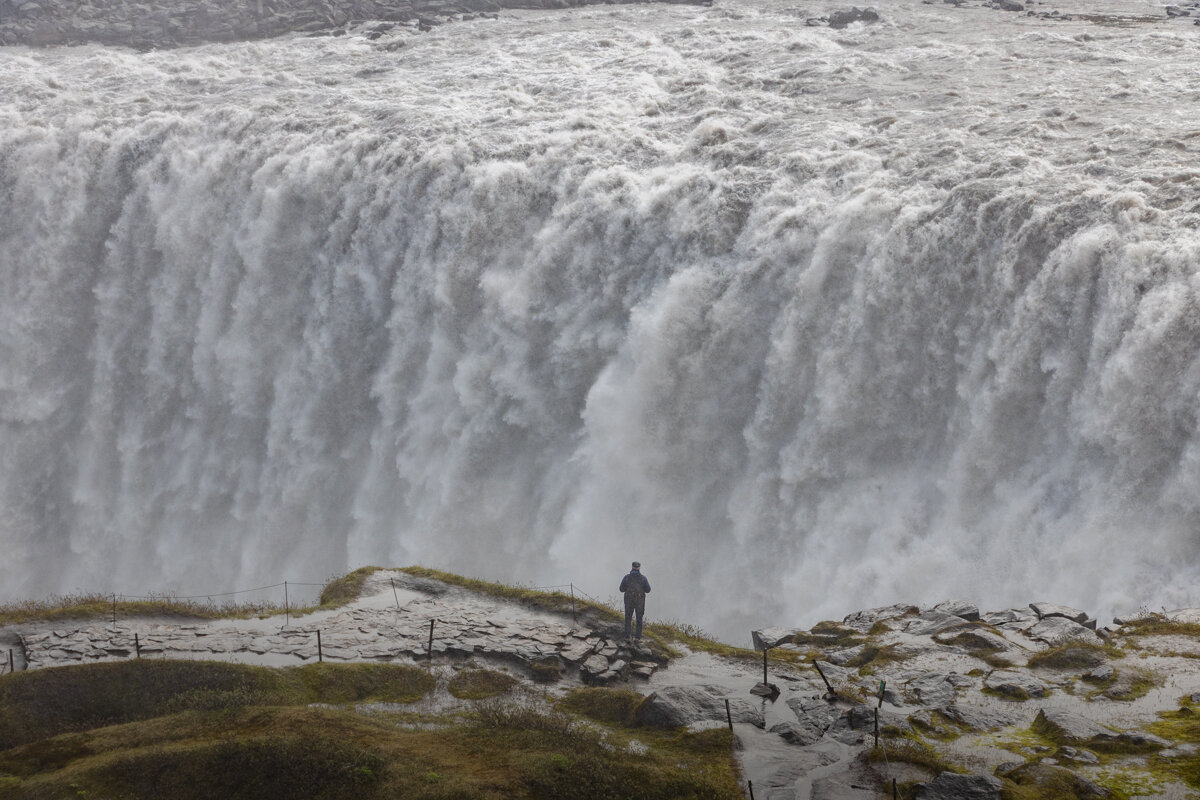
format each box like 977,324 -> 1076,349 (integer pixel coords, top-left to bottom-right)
632,561 -> 641,569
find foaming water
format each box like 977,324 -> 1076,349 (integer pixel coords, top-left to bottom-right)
1,0 -> 1199,641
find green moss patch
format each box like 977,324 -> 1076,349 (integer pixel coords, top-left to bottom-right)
558,688 -> 643,726
447,669 -> 518,700
1027,644 -> 1110,671
0,660 -> 434,750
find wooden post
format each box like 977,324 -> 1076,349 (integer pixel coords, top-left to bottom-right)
812,660 -> 836,696
570,583 -> 576,624
874,707 -> 879,748
112,594 -> 117,624
893,778 -> 898,799
317,630 -> 323,663
428,619 -> 435,662
135,633 -> 141,658
7,649 -> 12,674
391,578 -> 400,610
748,780 -> 755,800
725,698 -> 733,732
762,647 -> 768,686
284,581 -> 289,626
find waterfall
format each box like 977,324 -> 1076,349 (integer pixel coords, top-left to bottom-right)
2,0 -> 1199,640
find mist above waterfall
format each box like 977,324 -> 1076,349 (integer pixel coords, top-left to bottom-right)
2,0 -> 1199,642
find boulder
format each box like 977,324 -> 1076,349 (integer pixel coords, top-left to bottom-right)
842,603 -> 919,632
826,644 -> 868,666
1112,611 -> 1159,625
907,673 -> 958,708
993,0 -> 1024,10
983,608 -> 1037,628
1032,708 -> 1110,742
984,670 -> 1048,699
1027,616 -> 1102,647
1029,603 -> 1089,624
932,628 -> 1010,652
752,626 -> 801,650
932,600 -> 981,622
827,6 -> 879,28
635,685 -> 763,729
1083,664 -> 1114,683
914,773 -> 1003,800
787,696 -> 842,741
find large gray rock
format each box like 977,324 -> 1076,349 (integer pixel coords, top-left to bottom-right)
842,603 -> 919,632
635,685 -> 763,729
984,669 -> 1048,699
1027,616 -> 1102,647
914,773 -> 1003,800
941,703 -> 1020,731
932,600 -> 981,621
811,776 -> 878,799
1030,602 -> 1089,624
787,696 -> 842,741
904,610 -> 971,636
907,673 -> 958,708
752,626 -> 801,650
770,720 -> 825,746
983,608 -> 1037,628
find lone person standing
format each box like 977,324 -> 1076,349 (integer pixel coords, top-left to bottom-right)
619,561 -> 651,640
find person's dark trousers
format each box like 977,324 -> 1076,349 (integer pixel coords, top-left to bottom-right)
624,597 -> 645,639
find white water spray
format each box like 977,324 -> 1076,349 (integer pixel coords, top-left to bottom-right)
2,0 -> 1199,641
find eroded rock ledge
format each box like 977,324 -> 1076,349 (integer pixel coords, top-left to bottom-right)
0,0 -> 707,50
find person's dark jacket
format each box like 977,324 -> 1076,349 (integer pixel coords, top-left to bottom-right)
619,571 -> 651,598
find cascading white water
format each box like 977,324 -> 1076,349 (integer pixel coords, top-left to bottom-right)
2,0 -> 1199,642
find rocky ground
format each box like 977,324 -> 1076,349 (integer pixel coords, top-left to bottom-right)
7,574 -> 1200,799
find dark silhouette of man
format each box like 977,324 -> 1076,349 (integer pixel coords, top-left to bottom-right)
619,561 -> 651,640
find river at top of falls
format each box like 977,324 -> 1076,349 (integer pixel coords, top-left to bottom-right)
1,0 -> 1198,643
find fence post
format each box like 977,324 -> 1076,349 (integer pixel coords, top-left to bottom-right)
7,649 -> 12,674
893,778 -> 898,799
874,707 -> 879,748
284,581 -> 290,626
570,583 -> 576,624
391,578 -> 400,610
813,660 -> 836,697
428,619 -> 435,662
112,594 -> 117,624
317,630 -> 323,662
748,780 -> 755,800
135,633 -> 141,659
762,647 -> 768,686
725,699 -> 733,732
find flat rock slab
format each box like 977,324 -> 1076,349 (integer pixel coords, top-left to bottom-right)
1027,616 -> 1102,647
811,776 -> 879,799
915,773 -> 1004,800
904,610 -> 971,636
941,703 -> 1020,731
932,628 -> 1011,652
983,608 -> 1037,628
1030,603 -> 1089,624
